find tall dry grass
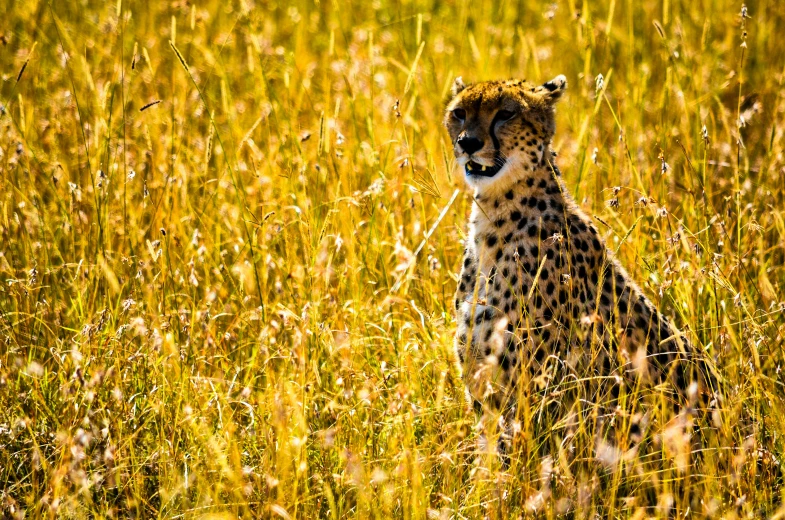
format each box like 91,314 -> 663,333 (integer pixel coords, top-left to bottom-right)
1,0 -> 785,517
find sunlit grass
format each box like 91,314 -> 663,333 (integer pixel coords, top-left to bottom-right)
1,0 -> 784,517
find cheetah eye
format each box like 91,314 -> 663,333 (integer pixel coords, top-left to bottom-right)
452,108 -> 466,121
496,110 -> 516,122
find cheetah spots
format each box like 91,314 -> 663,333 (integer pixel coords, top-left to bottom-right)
484,328 -> 494,342
673,362 -> 689,390
634,315 -> 649,330
533,294 -> 543,309
475,307 -> 495,325
486,235 -> 498,247
499,351 -> 514,371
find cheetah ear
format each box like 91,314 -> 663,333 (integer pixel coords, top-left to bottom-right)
451,76 -> 467,97
538,74 -> 567,103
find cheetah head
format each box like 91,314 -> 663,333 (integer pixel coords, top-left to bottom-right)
444,75 -> 566,193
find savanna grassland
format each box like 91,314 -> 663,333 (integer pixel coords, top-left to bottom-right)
2,0 -> 785,517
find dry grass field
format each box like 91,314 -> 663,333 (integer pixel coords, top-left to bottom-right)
2,0 -> 785,517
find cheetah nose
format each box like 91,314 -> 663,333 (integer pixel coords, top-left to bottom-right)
457,136 -> 484,155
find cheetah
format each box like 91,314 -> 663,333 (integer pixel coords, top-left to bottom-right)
444,75 -> 718,462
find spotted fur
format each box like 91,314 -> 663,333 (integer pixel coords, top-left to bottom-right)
445,76 -> 717,456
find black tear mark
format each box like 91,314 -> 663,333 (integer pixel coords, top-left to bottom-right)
489,111 -> 504,151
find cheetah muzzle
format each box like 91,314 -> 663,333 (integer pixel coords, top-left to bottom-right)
465,158 -> 504,177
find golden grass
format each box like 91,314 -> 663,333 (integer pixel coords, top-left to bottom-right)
1,0 -> 785,517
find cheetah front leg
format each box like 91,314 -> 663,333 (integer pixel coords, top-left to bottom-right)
453,246 -> 480,386
454,247 -> 521,462
458,303 -> 520,465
